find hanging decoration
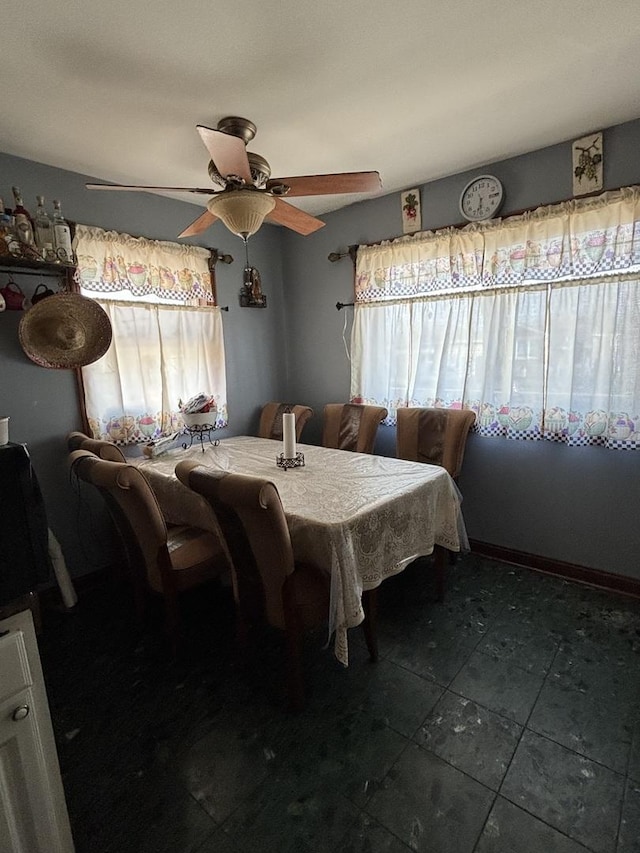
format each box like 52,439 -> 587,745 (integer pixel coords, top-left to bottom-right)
401,188 -> 421,234
572,132 -> 603,196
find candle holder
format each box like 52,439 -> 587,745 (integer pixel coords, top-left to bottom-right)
181,424 -> 220,452
276,452 -> 305,471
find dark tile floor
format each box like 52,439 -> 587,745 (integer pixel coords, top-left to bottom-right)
38,554 -> 640,853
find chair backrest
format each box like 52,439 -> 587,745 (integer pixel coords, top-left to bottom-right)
175,459 -> 262,618
175,461 -> 293,629
66,431 -> 125,461
66,430 -> 92,452
258,403 -> 314,442
80,437 -> 126,462
69,449 -> 167,589
321,403 -> 388,454
396,407 -> 476,479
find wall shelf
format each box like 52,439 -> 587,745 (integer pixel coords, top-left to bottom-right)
0,256 -> 76,280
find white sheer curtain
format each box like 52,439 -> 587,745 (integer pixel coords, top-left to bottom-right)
74,224 -> 227,444
81,302 -> 227,444
351,187 -> 640,449
545,275 -> 640,444
352,276 -> 640,447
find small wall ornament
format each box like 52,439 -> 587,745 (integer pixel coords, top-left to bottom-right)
240,265 -> 267,307
572,132 -> 603,196
401,188 -> 421,234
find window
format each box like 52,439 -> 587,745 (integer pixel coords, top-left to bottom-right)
351,188 -> 640,449
74,225 -> 227,444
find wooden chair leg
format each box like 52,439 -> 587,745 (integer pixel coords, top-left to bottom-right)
434,545 -> 447,602
361,588 -> 379,662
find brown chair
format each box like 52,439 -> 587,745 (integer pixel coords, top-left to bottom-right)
258,403 -> 314,442
395,407 -> 476,479
68,450 -> 228,655
396,407 -> 475,599
66,430 -> 125,462
175,460 -> 378,710
321,403 -> 388,454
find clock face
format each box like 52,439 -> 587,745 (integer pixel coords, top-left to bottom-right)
459,175 -> 504,222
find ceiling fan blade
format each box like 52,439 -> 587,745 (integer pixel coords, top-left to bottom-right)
86,183 -> 214,194
196,125 -> 252,183
268,171 -> 382,197
266,198 -> 325,236
178,210 -> 218,238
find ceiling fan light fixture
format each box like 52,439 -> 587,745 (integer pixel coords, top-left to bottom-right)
207,190 -> 276,238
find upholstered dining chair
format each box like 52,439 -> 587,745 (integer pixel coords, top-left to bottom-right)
68,450 -> 229,656
396,407 -> 476,600
258,402 -> 314,442
395,407 -> 476,479
175,460 -> 379,711
321,403 -> 388,454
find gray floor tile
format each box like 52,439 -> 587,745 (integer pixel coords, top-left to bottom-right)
528,680 -> 634,774
72,764 -> 217,853
277,708 -> 411,807
475,796 -> 591,853
618,780 -> 640,853
308,652 -> 444,739
550,632 -> 640,704
450,651 -> 544,724
220,770 -> 361,853
365,742 -> 494,853
338,812 -> 414,852
195,828 -> 249,853
415,690 -> 522,790
170,715 -> 276,823
385,627 -> 480,686
501,730 -> 624,853
37,558 -> 640,853
477,609 -> 560,676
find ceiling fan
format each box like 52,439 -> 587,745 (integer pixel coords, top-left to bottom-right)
86,116 -> 382,241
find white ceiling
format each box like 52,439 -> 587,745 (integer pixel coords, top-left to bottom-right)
4,0 -> 640,221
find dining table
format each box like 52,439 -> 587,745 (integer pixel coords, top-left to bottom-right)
131,435 -> 468,665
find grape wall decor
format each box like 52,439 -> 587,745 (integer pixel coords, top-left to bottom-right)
572,132 -> 603,196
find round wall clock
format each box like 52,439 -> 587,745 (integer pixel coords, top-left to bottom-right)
459,174 -> 504,222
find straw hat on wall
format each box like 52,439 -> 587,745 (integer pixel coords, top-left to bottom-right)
18,292 -> 112,369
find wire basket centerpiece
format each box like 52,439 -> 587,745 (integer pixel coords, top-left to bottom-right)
179,393 -> 220,451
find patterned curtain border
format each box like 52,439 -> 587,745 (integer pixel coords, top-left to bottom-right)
73,224 -> 215,302
355,186 -> 640,303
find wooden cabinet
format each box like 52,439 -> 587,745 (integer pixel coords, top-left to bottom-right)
0,609 -> 74,852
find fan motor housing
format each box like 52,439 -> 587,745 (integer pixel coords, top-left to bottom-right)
207,152 -> 271,190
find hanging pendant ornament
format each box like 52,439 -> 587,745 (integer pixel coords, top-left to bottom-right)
239,237 -> 267,307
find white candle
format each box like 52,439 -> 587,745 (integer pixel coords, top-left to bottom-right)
282,412 -> 296,459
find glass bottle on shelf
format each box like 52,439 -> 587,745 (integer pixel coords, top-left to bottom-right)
52,200 -> 74,264
0,198 -> 19,257
33,196 -> 56,262
11,186 -> 36,247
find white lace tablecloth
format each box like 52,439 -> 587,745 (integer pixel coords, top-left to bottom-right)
132,436 -> 467,665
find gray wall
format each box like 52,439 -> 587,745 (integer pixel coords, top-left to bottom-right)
283,118 -> 640,577
0,153 -> 289,575
2,118 -> 640,582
